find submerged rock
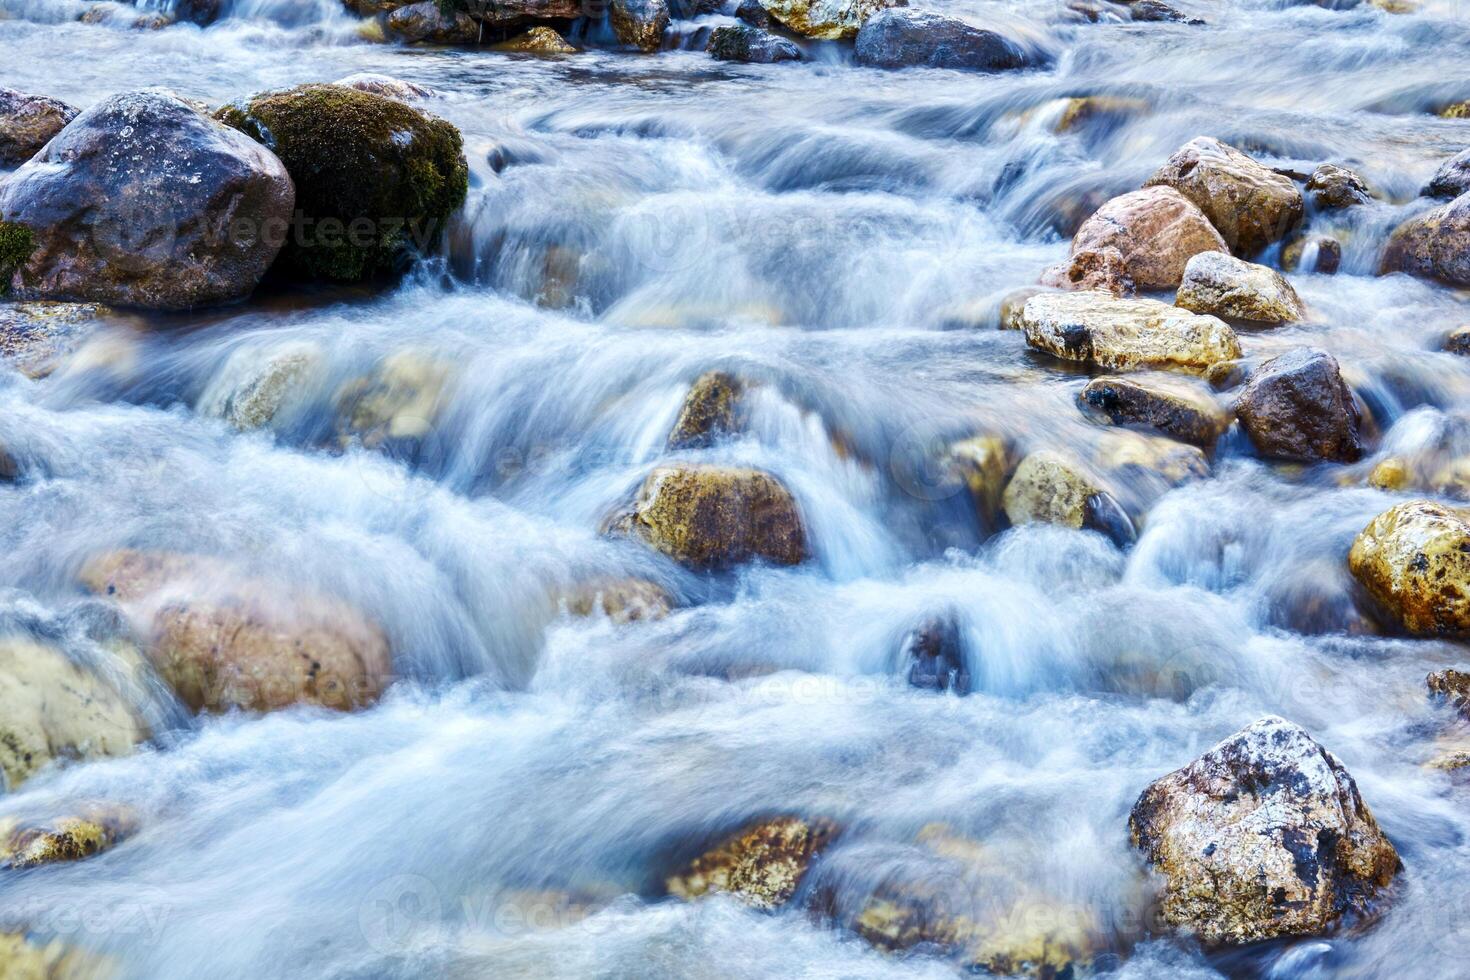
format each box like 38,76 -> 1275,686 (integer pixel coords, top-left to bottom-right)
1306,163 -> 1371,209
0,300 -> 108,379
1379,192 -> 1470,288
610,0 -> 671,51
666,816 -> 837,910
80,549 -> 393,714
216,84 -> 468,282
854,10 -> 1031,72
0,86 -> 77,167
1020,290 -> 1241,374
898,614 -> 968,693
0,91 -> 293,310
706,25 -> 801,63
1175,251 -> 1307,323
1001,450 -> 1135,545
1145,136 -> 1304,257
758,0 -> 903,40
1078,375 -> 1230,448
200,342 -> 322,432
611,465 -> 808,570
560,578 -> 673,624
667,371 -> 749,450
735,0 -> 776,28
945,433 -> 1014,529
0,805 -> 138,870
1424,149 -> 1470,200
0,638 -> 147,792
1042,186 -> 1227,294
1282,234 -> 1342,275
1130,717 -> 1400,946
0,934 -> 108,979
1349,500 -> 1470,635
333,349 -> 455,452
1234,348 -> 1363,463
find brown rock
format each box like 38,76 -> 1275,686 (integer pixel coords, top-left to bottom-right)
1145,136 -> 1304,257
1234,348 -> 1364,463
667,371 -> 748,450
1425,148 -> 1470,200
0,805 -> 138,870
666,816 -> 837,910
1427,668 -> 1470,718
611,465 -> 808,569
1306,163 -> 1371,209
1349,500 -> 1470,635
0,87 -> 77,167
495,25 -> 577,53
1078,375 -> 1229,448
1281,234 -> 1341,275
1445,325 -> 1470,356
1042,186 -> 1227,294
1379,192 -> 1470,288
1175,251 -> 1307,324
1130,716 -> 1400,946
80,550 -> 393,713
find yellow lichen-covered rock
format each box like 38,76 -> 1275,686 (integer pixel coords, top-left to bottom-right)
0,805 -> 138,870
1368,457 -> 1412,491
1175,251 -> 1307,324
0,933 -> 110,979
1348,500 -> 1470,635
80,550 -> 392,714
1130,717 -> 1400,947
1052,95 -> 1151,135
1020,291 -> 1241,375
665,816 -> 838,911
849,825 -> 1105,977
0,639 -> 146,793
333,350 -> 454,450
495,26 -> 577,54
758,0 -> 901,39
612,465 -> 808,570
667,371 -> 749,451
1001,450 -> 1101,530
559,578 -> 673,624
945,434 -> 1014,529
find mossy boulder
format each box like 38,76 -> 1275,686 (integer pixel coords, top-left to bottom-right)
1349,500 -> 1470,635
0,638 -> 147,792
80,549 -> 393,714
215,84 -> 468,282
0,221 -> 34,295
495,26 -> 577,53
665,816 -> 838,910
611,465 -> 808,570
1130,717 -> 1400,946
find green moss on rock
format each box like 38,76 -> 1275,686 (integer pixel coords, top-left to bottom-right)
214,84 -> 468,282
0,221 -> 35,294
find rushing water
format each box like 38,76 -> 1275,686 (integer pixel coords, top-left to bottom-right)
2,1 -> 1470,977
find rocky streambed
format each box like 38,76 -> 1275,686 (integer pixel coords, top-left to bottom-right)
2,0 -> 1470,978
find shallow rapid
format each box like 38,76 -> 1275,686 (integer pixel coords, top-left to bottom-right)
2,1 -> 1470,978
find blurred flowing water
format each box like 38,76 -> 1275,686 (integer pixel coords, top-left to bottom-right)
2,1 -> 1470,977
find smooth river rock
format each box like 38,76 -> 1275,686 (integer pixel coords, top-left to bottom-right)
1043,185 -> 1227,294
667,370 -> 750,449
1020,290 -> 1242,374
1234,348 -> 1363,463
1175,251 -> 1307,323
1379,192 -> 1470,288
1424,148 -> 1470,200
707,25 -> 802,63
1145,136 -> 1304,257
1130,716 -> 1400,946
0,86 -> 77,167
0,90 -> 294,310
854,10 -> 1031,71
666,816 -> 837,910
1078,374 -> 1230,448
610,0 -> 671,51
1349,500 -> 1470,635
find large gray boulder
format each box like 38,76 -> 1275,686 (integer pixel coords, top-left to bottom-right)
0,87 -> 77,168
854,10 -> 1031,71
0,91 -> 294,310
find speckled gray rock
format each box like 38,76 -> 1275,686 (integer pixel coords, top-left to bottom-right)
855,9 -> 1030,71
0,90 -> 294,310
707,25 -> 801,63
1306,163 -> 1371,209
1175,251 -> 1306,323
1379,192 -> 1470,287
1130,716 -> 1400,946
1424,149 -> 1470,200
